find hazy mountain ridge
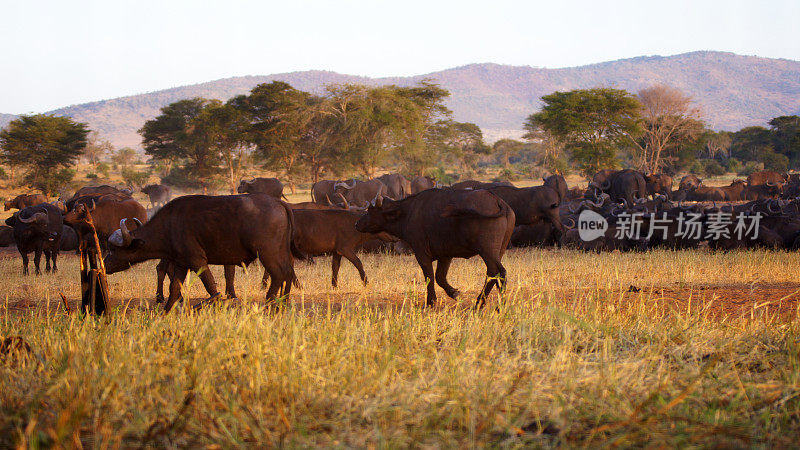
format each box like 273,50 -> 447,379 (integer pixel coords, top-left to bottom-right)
7,51 -> 800,148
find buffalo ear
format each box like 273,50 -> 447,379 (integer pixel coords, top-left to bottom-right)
382,204 -> 403,221
5,215 -> 15,226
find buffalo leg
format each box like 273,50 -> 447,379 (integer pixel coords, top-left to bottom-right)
342,250 -> 367,286
155,259 -> 169,303
33,247 -> 42,275
197,265 -> 219,302
331,254 -> 342,287
50,248 -> 58,273
414,254 -> 437,307
164,264 -> 188,313
223,265 -> 238,299
475,256 -> 507,309
435,258 -> 459,299
262,259 -> 293,305
20,252 -> 29,275
44,249 -> 52,272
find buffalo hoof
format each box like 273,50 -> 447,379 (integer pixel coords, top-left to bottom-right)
155,293 -> 165,304
445,289 -> 460,299
192,293 -> 223,311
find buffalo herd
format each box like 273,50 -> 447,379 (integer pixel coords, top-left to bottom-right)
4,169 -> 800,311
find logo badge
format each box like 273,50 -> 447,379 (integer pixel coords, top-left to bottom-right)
578,210 -> 608,241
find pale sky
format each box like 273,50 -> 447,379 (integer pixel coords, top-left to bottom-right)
2,0 -> 798,114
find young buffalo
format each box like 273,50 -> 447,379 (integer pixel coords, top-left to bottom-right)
293,209 -> 396,287
355,189 -> 514,308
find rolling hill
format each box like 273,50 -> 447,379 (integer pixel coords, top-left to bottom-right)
3,51 -> 800,148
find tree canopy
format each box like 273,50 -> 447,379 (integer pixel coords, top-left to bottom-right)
0,114 -> 88,194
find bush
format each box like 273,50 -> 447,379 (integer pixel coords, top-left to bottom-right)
428,167 -> 455,185
121,167 -> 150,189
28,168 -> 75,196
492,168 -> 519,183
96,162 -> 110,178
86,173 -> 98,180
703,160 -> 726,177
761,152 -> 790,172
738,161 -> 765,177
727,158 -> 743,174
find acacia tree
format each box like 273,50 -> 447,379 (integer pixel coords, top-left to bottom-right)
0,114 -> 88,194
83,131 -> 114,167
236,81 -> 316,193
140,98 -> 224,193
394,80 -> 452,176
323,83 -> 421,178
436,120 -> 491,177
631,84 -> 704,172
525,88 -> 641,176
195,101 -> 253,193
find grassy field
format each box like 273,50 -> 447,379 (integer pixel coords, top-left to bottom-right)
2,247 -> 800,447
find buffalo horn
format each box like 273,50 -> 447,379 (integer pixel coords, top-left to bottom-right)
337,192 -> 350,209
19,211 -> 46,224
119,218 -> 133,246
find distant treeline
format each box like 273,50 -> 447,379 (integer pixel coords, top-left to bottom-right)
1,81 -> 798,195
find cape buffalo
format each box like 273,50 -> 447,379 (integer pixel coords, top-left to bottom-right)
543,174 -> 568,202
645,174 -> 673,199
311,180 -> 337,205
686,186 -> 726,201
59,225 -> 79,251
4,193 -> 47,211
64,196 -> 147,252
376,173 -> 411,200
0,225 -> 14,247
719,180 -> 747,201
608,170 -> 647,204
355,189 -> 515,308
5,203 -> 63,274
410,176 -> 438,194
747,170 -> 787,186
237,177 -> 284,199
104,194 -> 302,312
591,169 -> 618,190
484,185 -> 564,233
451,180 -> 513,190
293,209 -> 396,287
334,179 -> 387,208
141,184 -> 172,209
679,174 -> 702,191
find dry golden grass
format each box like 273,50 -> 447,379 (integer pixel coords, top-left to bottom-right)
2,248 -> 800,447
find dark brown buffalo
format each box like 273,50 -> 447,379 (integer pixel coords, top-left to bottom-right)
687,186 -> 726,201
410,176 -> 438,194
376,173 -> 411,200
237,177 -> 284,199
743,183 -> 782,200
510,222 -> 558,248
59,225 -> 79,251
591,169 -> 618,190
0,225 -> 14,247
645,174 -> 673,198
293,209 -> 396,287
4,194 -> 47,211
287,201 -> 339,210
5,203 -> 63,274
104,194 -> 302,312
679,174 -> 702,191
63,196 -> 147,251
719,180 -> 747,201
543,175 -> 568,202
355,189 -> 515,308
747,170 -> 787,186
484,186 -> 564,234
334,179 -> 387,208
311,180 -> 337,204
141,184 -> 172,208
450,180 -> 513,190
608,170 -> 647,204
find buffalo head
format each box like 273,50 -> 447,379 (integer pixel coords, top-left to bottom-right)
355,196 -> 401,234
105,218 -> 145,274
236,178 -> 253,194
